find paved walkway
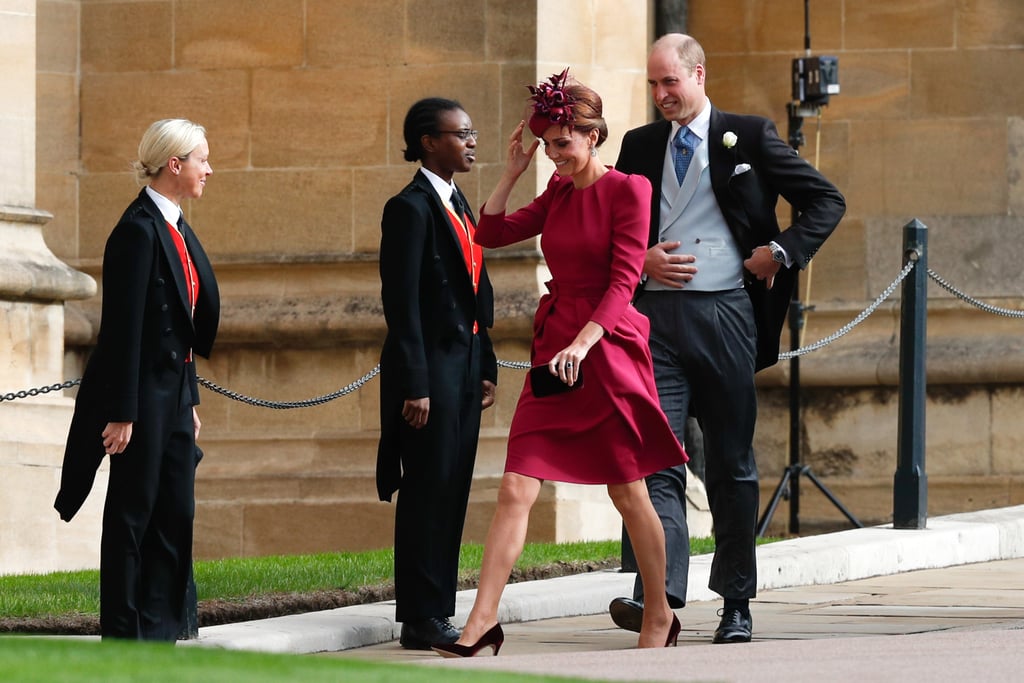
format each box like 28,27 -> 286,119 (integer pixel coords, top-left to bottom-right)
189,507 -> 1024,681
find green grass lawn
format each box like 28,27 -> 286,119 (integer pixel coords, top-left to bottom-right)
0,538 -> 724,621
0,638 -> 609,683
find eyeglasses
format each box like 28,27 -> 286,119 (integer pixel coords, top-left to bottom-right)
435,129 -> 479,141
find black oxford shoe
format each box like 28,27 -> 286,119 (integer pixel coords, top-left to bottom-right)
400,616 -> 460,650
713,607 -> 752,643
608,597 -> 644,633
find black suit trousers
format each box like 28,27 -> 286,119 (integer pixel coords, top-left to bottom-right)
636,289 -> 760,600
392,336 -> 483,622
99,365 -> 197,640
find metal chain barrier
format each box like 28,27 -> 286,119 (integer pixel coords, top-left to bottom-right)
196,366 -> 380,409
3,262 -> 1020,406
0,379 -> 81,403
927,268 -> 1024,319
779,260 -> 917,360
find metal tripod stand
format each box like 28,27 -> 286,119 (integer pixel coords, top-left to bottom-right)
756,295 -> 863,536
756,103 -> 863,537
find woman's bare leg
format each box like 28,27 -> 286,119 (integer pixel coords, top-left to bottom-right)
608,479 -> 674,648
456,472 -> 542,645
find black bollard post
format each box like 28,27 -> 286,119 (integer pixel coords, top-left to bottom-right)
893,219 -> 928,528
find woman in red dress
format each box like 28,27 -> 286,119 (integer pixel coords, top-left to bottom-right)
432,70 -> 687,657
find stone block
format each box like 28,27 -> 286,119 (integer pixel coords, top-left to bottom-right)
992,386 -> 1024,474
867,214 -> 1024,299
807,216 -> 867,302
81,0 -> 172,73
958,0 -> 1024,48
0,301 -> 68,387
1011,117 -> 1024,218
77,172 -> 137,260
251,67 -> 389,168
240,501 -> 393,555
0,402 -> 106,574
81,71 -> 250,173
704,54 -> 793,122
407,0 -> 486,64
912,49 -> 1024,119
176,0 -> 303,69
307,0 -> 404,67
186,169 -> 354,258
803,387 -> 899,478
924,387 -> 992,476
36,171 -> 79,261
589,66 -> 647,164
691,0 -> 842,54
37,0 -> 79,74
592,0 -> 646,71
36,72 -> 78,169
824,52 -> 911,122
354,166 -> 420,254
484,0 -> 537,61
498,63 -> 540,149
845,0 -> 955,49
848,120 -> 1006,218
194,501 -> 244,559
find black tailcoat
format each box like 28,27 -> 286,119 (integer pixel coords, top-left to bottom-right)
56,189 -> 220,521
376,170 -> 497,621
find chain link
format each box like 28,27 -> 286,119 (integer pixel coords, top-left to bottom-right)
0,379 -> 81,403
778,260 -> 917,360
5,262 -> 1021,406
927,268 -> 1024,319
196,366 -> 380,409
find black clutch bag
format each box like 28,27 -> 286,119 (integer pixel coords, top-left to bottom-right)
530,365 -> 584,398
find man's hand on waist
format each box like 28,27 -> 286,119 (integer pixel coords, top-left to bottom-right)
644,241 -> 698,288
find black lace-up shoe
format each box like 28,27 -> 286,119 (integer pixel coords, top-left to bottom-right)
400,616 -> 460,650
713,607 -> 752,643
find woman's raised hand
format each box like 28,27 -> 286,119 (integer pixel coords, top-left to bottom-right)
506,120 -> 540,177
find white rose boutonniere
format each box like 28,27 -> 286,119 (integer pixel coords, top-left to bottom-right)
722,131 -> 738,148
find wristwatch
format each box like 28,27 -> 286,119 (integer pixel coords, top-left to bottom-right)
768,242 -> 786,264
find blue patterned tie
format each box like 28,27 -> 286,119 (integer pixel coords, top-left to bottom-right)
672,126 -> 697,184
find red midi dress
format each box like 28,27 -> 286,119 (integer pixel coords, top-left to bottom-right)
475,169 -> 687,484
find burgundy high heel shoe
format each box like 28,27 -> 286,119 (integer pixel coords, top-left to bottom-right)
431,623 -> 504,658
665,614 -> 681,647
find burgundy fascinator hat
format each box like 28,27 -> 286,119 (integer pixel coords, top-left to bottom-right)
527,68 -> 576,138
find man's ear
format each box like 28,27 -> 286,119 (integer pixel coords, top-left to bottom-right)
420,134 -> 438,154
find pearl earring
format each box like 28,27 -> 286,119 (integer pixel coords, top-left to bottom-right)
590,146 -> 597,157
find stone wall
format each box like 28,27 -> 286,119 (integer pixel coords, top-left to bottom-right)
25,0 -> 1024,564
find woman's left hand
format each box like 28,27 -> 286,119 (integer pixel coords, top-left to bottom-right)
548,321 -> 605,385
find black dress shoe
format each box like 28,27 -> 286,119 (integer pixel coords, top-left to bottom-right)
608,597 -> 644,634
399,616 -> 460,650
713,607 -> 752,643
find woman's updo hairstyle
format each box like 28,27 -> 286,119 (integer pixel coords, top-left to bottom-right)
402,97 -> 464,163
563,82 -> 608,147
132,118 -> 207,184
